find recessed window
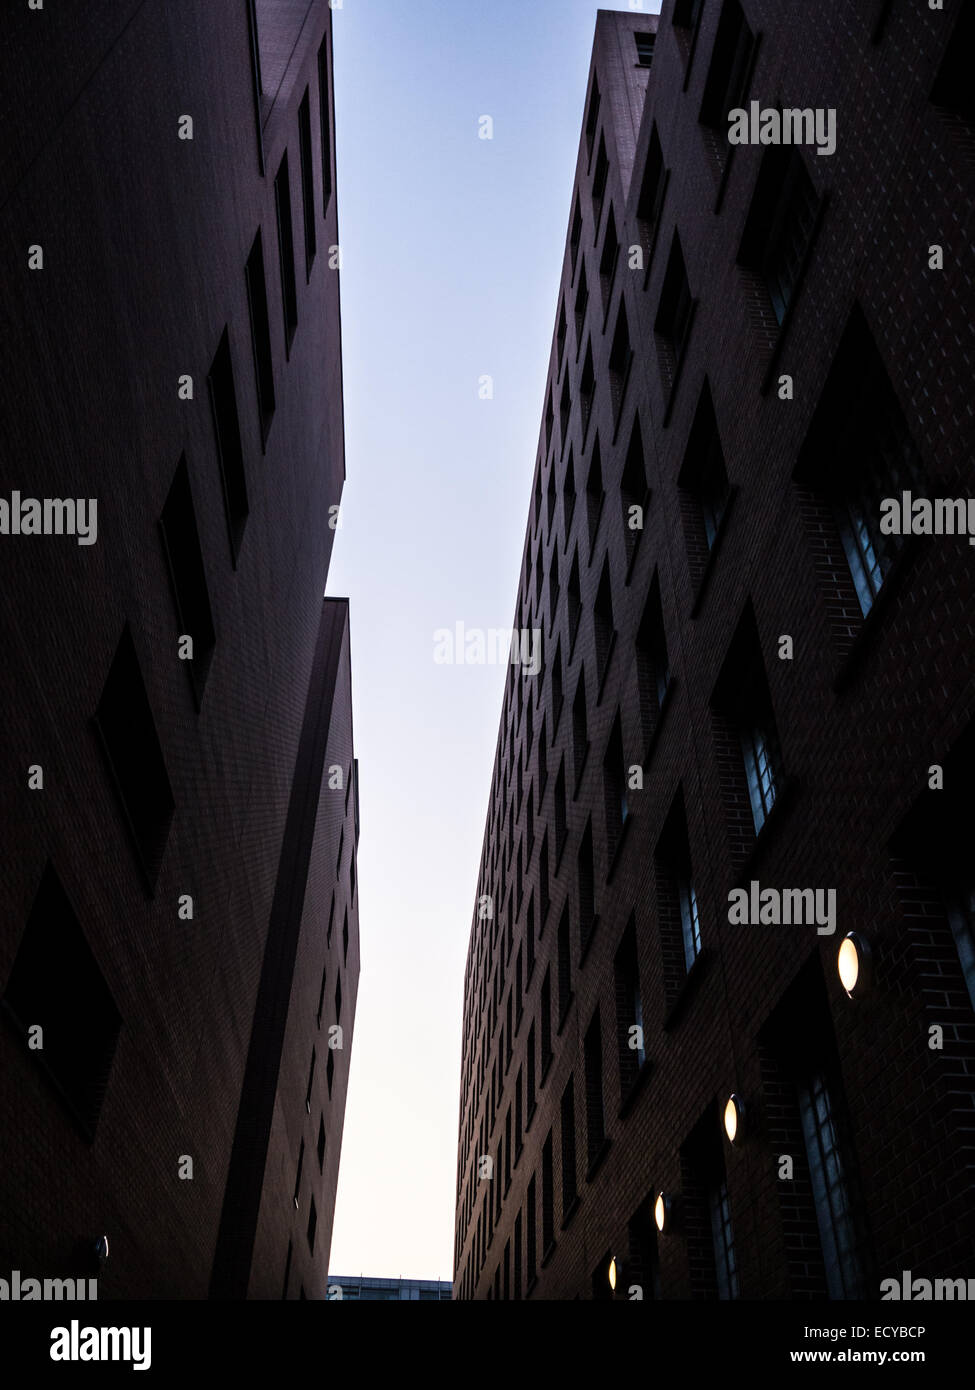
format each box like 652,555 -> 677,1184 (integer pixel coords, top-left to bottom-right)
567,552 -> 582,654
560,1076 -> 578,1217
679,379 -> 732,587
614,917 -> 645,1095
556,298 -> 567,372
585,439 -> 604,555
578,817 -> 596,947
655,233 -> 694,404
207,328 -> 248,562
585,77 -> 601,162
554,757 -> 568,861
584,1011 -> 605,1165
318,38 -> 333,215
739,146 -> 820,327
93,626 -> 175,889
293,1138 -> 305,1207
305,1047 -> 316,1113
317,1115 -> 326,1170
159,456 -> 216,704
526,1022 -> 537,1117
274,152 -> 298,351
298,89 -> 317,278
574,260 -> 589,346
699,0 -> 755,173
307,1194 -> 318,1253
593,557 -> 615,689
655,792 -> 702,988
592,135 -> 609,235
244,229 -> 276,446
621,416 -> 648,571
798,1072 -> 866,1298
711,603 -> 785,842
603,712 -> 628,857
635,31 -> 656,67
572,669 -> 588,793
541,969 -> 553,1073
562,447 -> 577,539
599,207 -> 619,311
557,906 -> 573,1023
608,300 -> 633,422
570,193 -> 583,277
636,126 -> 667,264
3,865 -> 121,1137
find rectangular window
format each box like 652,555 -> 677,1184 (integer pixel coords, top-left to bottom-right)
580,343 -> 596,440
594,558 -> 615,690
614,918 -> 645,1097
307,1195 -> 318,1253
318,39 -> 333,214
739,146 -> 819,326
293,1138 -> 305,1207
317,1115 -> 326,1170
570,194 -> 583,276
636,574 -> 670,747
585,77 -> 601,161
578,819 -> 596,948
526,1175 -> 537,1284
709,1178 -> 739,1299
159,456 -> 216,703
554,758 -> 568,861
584,1011 -> 605,1166
592,136 -> 609,234
3,865 -> 121,1137
740,722 -> 780,834
678,878 -> 702,970
655,234 -> 693,401
274,152 -> 299,351
207,328 -> 248,561
946,888 -> 975,1012
636,126 -> 667,263
244,229 -> 276,445
599,207 -> 619,312
542,1133 -> 555,1251
572,671 -> 588,793
798,1072 -> 866,1299
700,1 -> 755,145
94,626 -> 175,889
655,793 -> 702,993
298,88 -> 317,278
526,1022 -> 536,1117
574,261 -> 589,347
560,1076 -> 577,1217
603,712 -> 628,859
635,31 -> 656,66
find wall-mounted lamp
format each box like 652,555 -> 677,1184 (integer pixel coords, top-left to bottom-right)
838,931 -> 872,999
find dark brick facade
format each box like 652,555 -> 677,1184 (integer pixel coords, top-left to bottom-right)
0,1 -> 357,1299
454,2 -> 975,1300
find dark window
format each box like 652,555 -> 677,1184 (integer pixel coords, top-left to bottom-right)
578,818 -> 596,947
636,573 -> 670,745
343,906 -> 349,961
542,1132 -> 555,1250
515,1065 -> 523,1156
505,1105 -> 512,1187
572,670 -> 588,793
562,447 -> 576,537
798,1072 -> 865,1298
282,1240 -> 293,1299
655,793 -> 702,988
570,194 -> 583,276
614,917 -> 645,1097
159,456 -> 216,703
700,1 -> 755,154
305,1048 -> 316,1112
557,906 -> 572,1023
627,1201 -> 660,1300
547,467 -> 558,537
585,440 -> 604,555
244,230 -> 276,445
335,971 -> 343,1020
307,1195 -> 318,1253
560,1076 -> 577,1216
681,1109 -> 739,1299
574,260 -> 589,345
513,1210 -> 523,1300
298,89 -> 317,277
712,604 -> 785,841
317,1115 -> 326,1170
316,962 -> 327,1025
636,126 -> 667,263
559,375 -> 571,455
593,558 -> 615,688
554,758 -> 568,861
679,380 -> 731,577
548,548 -> 560,628
93,627 -> 175,888
539,830 -> 550,924
592,136 -> 609,234
526,1022 -> 536,1116
797,305 -> 925,620
318,39 -> 333,214
556,298 -> 567,371
931,4 -> 975,125
2,865 -> 121,1137
207,328 -> 248,561
293,1139 -> 305,1207
635,31 -> 656,66
621,416 -> 648,569
540,969 -> 553,1073
580,342 -> 595,440
567,552 -> 582,655
527,1175 -> 537,1283
585,77 -> 601,161
599,207 -> 619,311
739,147 -> 819,325
655,234 -> 693,400
545,389 -> 554,454
603,712 -> 628,856
674,0 -> 704,29
326,1048 -> 335,1096
274,152 -> 298,350
584,1011 -> 605,1165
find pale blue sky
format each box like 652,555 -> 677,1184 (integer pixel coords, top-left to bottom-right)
325,0 -> 662,1281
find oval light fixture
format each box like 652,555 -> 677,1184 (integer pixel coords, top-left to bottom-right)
608,1256 -> 617,1292
724,1093 -> 746,1146
653,1191 -> 671,1234
838,931 -> 872,999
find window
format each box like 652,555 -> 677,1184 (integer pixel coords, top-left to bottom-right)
305,1048 -> 316,1112
552,639 -> 564,726
620,416 -> 648,570
574,260 -> 589,345
740,723 -> 780,835
946,888 -> 975,1012
515,1066 -> 523,1156
571,673 -> 589,796
585,77 -> 601,161
526,1177 -> 537,1285
580,342 -> 596,441
548,548 -> 560,629
318,38 -> 333,214
293,1139 -> 305,1207
636,575 -> 670,747
3,865 -> 121,1137
317,1115 -> 326,1171
326,1048 -> 335,1096
282,1240 -> 293,1300
931,3 -> 975,125
567,552 -> 582,655
542,1132 -> 555,1251
526,1023 -> 536,1117
584,1012 -> 605,1166
636,126 -> 667,263
614,918 -> 645,1096
679,380 -> 731,583
627,1201 -> 660,1300
93,626 -> 175,888
298,89 -> 317,278
655,793 -> 702,988
699,0 -> 755,171
654,234 -> 693,402
739,146 -> 819,326
578,818 -> 596,948
585,440 -> 604,555
635,31 -> 656,66
560,1077 -> 577,1217
562,447 -> 576,538
307,1195 -> 318,1253
556,298 -> 567,372
712,603 -> 785,844
603,713 -> 628,857
504,1106 -> 512,1188
557,906 -> 573,1024
570,193 -> 583,276
244,229 -> 276,445
797,305 -> 925,621
673,0 -> 704,29
545,389 -> 554,455
513,1212 -> 522,1300
599,207 -> 619,312
159,456 -> 216,703
547,468 -> 558,539
593,558 -> 615,689
316,962 -> 327,1026
539,831 -> 550,924
554,758 -> 568,861
207,328 -> 248,561
798,1073 -> 866,1298
709,1178 -> 739,1299
592,135 -> 609,234
343,906 -> 349,960
540,969 -> 553,1074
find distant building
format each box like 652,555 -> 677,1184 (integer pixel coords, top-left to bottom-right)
454,1 -> 975,1300
329,1276 -> 453,1302
0,0 -> 357,1300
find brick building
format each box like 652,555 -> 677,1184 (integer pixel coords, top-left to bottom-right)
0,1 -> 358,1299
454,1 -> 975,1300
